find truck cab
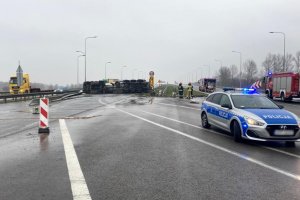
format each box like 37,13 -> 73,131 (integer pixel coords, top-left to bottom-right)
199,78 -> 216,93
9,73 -> 30,94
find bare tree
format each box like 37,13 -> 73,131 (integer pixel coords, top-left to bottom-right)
285,53 -> 294,72
273,54 -> 283,72
261,51 -> 299,75
258,67 -> 266,78
230,65 -> 238,86
218,66 -> 231,87
262,53 -> 282,72
294,51 -> 300,73
230,65 -> 238,77
243,59 -> 257,85
262,53 -> 274,73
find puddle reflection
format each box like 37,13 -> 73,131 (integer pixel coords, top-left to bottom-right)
39,133 -> 49,151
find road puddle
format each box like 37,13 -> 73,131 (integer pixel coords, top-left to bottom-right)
63,114 -> 102,120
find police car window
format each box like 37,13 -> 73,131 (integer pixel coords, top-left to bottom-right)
231,95 -> 279,109
206,94 -> 214,102
220,94 -> 231,106
211,93 -> 222,105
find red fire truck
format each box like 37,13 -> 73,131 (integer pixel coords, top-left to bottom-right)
264,72 -> 300,101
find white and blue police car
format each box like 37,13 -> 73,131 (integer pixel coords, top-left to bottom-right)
201,88 -> 300,146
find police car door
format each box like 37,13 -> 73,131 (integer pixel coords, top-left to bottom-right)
217,94 -> 232,130
208,93 -> 223,126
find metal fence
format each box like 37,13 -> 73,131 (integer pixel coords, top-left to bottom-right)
0,90 -> 81,103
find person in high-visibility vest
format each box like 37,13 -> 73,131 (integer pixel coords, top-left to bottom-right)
178,82 -> 184,98
187,82 -> 192,99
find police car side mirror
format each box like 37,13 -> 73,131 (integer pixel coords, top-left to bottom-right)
221,103 -> 232,109
278,105 -> 284,109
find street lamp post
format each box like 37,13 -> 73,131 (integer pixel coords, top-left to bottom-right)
76,51 -> 85,85
121,65 -> 127,80
77,55 -> 85,84
84,35 -> 97,82
232,51 -> 242,88
105,62 -> 111,80
269,31 -> 286,71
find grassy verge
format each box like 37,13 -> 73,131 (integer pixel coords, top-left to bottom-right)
154,84 -> 208,97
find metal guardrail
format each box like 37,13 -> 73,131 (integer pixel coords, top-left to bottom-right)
0,92 -> 10,95
0,90 -> 81,103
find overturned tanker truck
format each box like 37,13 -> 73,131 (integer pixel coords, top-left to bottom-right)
83,79 -> 151,94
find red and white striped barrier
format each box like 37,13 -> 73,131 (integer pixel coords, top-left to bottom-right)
250,80 -> 262,89
38,97 -> 50,134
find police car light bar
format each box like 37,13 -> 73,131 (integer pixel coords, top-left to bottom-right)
223,87 -> 257,94
223,87 -> 235,92
242,88 -> 257,94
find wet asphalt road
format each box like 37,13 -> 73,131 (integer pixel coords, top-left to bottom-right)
1,94 -> 300,200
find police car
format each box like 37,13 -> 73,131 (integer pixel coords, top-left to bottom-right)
201,88 -> 300,146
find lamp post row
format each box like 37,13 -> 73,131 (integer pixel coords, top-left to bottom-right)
75,36 -> 97,84
84,36 -> 97,82
76,35 -> 132,83
77,32 -> 285,85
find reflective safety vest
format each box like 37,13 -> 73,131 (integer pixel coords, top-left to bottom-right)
187,85 -> 192,92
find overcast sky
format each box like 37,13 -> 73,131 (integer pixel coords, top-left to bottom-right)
1,0 -> 300,85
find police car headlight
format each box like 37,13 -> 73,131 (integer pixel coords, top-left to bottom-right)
245,117 -> 265,126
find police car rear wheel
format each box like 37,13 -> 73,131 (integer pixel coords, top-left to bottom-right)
201,113 -> 210,128
232,121 -> 242,142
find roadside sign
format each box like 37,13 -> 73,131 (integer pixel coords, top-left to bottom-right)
16,65 -> 23,87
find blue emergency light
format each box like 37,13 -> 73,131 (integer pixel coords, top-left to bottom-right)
242,88 -> 257,94
267,70 -> 272,77
223,87 -> 258,94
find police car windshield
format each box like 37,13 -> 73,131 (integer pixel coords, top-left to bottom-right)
231,95 -> 279,109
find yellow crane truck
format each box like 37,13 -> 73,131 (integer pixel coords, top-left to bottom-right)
9,65 -> 41,94
9,73 -> 31,94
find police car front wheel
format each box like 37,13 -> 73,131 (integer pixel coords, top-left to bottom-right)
232,121 -> 243,143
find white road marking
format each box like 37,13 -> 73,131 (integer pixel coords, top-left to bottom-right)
142,110 -> 300,159
157,102 -> 201,111
263,147 -> 300,159
59,119 -> 92,200
100,96 -> 300,160
116,109 -> 300,181
141,110 -> 201,129
141,110 -> 231,138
